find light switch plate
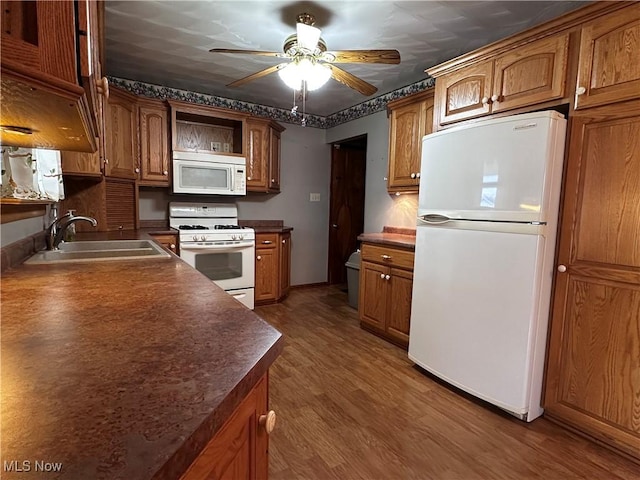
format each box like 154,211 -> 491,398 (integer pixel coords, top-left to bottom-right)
211,142 -> 221,151
223,143 -> 230,152
310,193 -> 321,202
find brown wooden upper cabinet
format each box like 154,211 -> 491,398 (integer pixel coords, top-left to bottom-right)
575,4 -> 640,109
0,0 -> 101,152
138,99 -> 170,186
387,90 -> 434,193
245,118 -> 285,193
105,87 -> 139,179
433,33 -> 569,127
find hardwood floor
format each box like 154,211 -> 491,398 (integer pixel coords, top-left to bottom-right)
256,286 -> 640,480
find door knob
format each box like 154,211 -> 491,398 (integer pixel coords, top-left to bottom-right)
332,224 -> 338,228
491,94 -> 499,102
259,410 -> 277,434
163,170 -> 168,176
257,255 -> 262,260
416,173 -> 421,178
481,96 -> 489,105
385,274 -> 390,280
576,86 -> 586,95
557,265 -> 567,273
410,173 -> 416,179
380,273 -> 385,279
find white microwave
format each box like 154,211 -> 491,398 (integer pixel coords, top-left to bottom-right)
172,151 -> 246,195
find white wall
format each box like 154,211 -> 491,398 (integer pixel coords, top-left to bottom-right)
139,124 -> 331,286
325,110 -> 418,233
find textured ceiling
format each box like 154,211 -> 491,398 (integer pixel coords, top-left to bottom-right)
105,1 -> 589,116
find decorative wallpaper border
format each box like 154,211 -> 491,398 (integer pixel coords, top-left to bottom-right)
108,76 -> 434,129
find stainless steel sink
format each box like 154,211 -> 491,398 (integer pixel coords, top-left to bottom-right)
25,240 -> 171,264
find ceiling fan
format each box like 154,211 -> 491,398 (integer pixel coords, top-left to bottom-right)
210,13 -> 400,96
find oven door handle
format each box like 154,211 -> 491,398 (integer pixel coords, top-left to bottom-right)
181,241 -> 254,250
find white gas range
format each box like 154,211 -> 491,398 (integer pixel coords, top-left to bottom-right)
169,203 -> 255,309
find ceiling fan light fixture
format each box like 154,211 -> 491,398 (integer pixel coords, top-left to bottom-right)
278,57 -> 332,91
296,22 -> 321,51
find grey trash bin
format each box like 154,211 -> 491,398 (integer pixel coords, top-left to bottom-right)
345,250 -> 361,309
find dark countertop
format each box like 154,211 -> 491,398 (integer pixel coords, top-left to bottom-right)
239,220 -> 293,234
0,230 -> 283,479
358,226 -> 416,250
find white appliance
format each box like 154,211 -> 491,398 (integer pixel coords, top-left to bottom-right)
172,151 -> 246,195
169,202 -> 255,309
408,111 -> 567,422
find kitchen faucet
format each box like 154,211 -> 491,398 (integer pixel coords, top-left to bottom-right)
46,211 -> 98,250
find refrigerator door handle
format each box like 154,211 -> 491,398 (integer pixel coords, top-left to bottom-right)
418,214 -> 452,224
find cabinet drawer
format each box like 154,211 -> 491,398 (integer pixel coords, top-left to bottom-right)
361,243 -> 414,270
256,233 -> 278,248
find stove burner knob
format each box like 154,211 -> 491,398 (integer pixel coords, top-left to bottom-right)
200,235 -> 206,242
238,234 -> 244,241
192,235 -> 198,242
231,234 -> 237,241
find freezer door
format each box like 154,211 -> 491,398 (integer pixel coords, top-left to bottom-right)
418,111 -> 566,223
408,225 -> 548,418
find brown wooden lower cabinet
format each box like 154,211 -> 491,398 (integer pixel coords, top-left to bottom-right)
543,101 -> 640,461
359,242 -> 414,348
180,374 -> 271,480
148,232 -> 179,255
255,232 -> 291,306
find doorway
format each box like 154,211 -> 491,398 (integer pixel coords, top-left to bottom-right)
327,135 -> 367,285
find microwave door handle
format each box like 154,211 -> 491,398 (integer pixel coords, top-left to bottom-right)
231,168 -> 235,192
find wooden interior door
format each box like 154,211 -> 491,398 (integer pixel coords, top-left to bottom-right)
543,107 -> 640,460
328,139 -> 366,285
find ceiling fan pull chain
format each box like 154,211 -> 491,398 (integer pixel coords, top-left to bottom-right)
302,82 -> 307,127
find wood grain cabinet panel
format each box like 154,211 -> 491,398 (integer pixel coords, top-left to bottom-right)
492,33 -> 569,112
359,243 -> 415,348
544,108 -> 640,461
180,374 -> 269,480
138,100 -> 170,186
105,87 -> 139,179
387,90 -> 434,193
246,120 -> 270,190
61,150 -> 102,177
575,4 -> 640,109
436,62 -> 493,125
245,120 -> 284,193
255,232 -> 291,305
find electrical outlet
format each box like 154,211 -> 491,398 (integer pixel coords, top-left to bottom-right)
223,143 -> 230,152
211,142 -> 221,151
310,193 -> 321,202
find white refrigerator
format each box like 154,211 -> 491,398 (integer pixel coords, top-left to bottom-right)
408,111 -> 567,422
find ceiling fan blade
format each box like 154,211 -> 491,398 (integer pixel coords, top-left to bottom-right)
210,48 -> 283,57
327,65 -> 377,96
327,50 -> 401,65
227,64 -> 286,88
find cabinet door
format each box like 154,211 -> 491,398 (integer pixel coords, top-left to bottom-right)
492,33 -> 569,113
60,150 -> 102,177
388,101 -> 424,190
105,89 -> 138,179
544,109 -> 640,460
255,234 -> 279,303
435,61 -> 493,126
0,0 -> 77,84
180,375 -> 269,480
359,261 -> 388,331
279,233 -> 291,300
139,103 -> 170,185
245,120 -> 269,191
149,233 -> 178,255
268,127 -> 281,192
575,5 -> 640,109
385,267 -> 413,347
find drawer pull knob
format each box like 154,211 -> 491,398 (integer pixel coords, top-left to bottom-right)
380,273 -> 385,279
385,274 -> 390,280
576,86 -> 586,95
410,173 -> 416,179
257,255 -> 262,260
381,254 -> 392,260
259,410 -> 277,434
169,244 -> 175,249
262,240 -> 272,244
